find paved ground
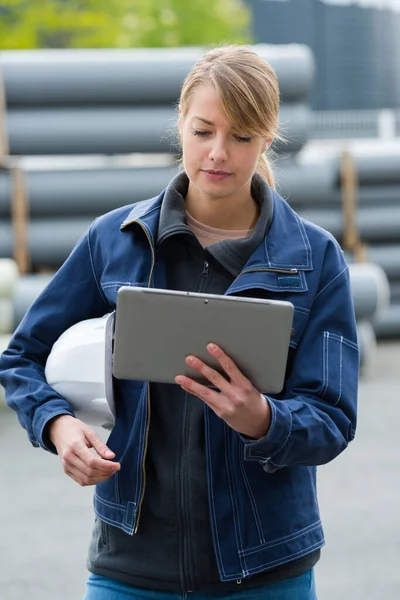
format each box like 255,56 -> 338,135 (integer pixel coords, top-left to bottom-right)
1,341 -> 399,599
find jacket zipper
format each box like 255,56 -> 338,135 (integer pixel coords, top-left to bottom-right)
179,395 -> 193,592
127,220 -> 155,534
122,219 -> 297,534
198,260 -> 210,291
177,258 -> 210,591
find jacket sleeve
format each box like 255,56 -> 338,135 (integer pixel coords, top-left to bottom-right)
242,241 -> 359,472
0,223 -> 112,453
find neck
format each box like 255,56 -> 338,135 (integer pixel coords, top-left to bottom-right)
184,184 -> 259,230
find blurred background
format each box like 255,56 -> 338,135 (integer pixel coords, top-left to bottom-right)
0,1 -> 399,598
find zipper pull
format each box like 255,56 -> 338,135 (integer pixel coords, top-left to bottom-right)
201,260 -> 210,278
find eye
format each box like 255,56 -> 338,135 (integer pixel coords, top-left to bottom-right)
192,130 -> 210,137
234,135 -> 252,144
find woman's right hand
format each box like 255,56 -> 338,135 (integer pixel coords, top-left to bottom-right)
48,414 -> 120,486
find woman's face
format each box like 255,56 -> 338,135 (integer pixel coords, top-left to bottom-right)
179,84 -> 270,204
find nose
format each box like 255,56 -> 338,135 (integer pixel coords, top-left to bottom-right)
208,136 -> 228,163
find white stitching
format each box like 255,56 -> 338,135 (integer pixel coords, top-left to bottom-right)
322,331 -> 358,405
264,457 -> 284,469
337,335 -> 343,404
225,425 -> 248,576
314,266 -> 348,300
264,237 -> 272,267
238,442 -> 265,544
93,510 -> 135,535
101,281 -> 145,290
321,332 -> 329,397
94,494 -> 125,510
238,520 -> 322,556
328,332 -> 358,351
204,411 -> 233,578
230,283 -> 304,294
238,541 -> 324,572
136,390 -> 147,505
270,411 -> 293,459
294,213 -> 313,268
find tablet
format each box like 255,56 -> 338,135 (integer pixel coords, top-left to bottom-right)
112,287 -> 294,394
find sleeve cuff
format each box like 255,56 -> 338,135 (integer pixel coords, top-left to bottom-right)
32,400 -> 76,454
240,395 -> 293,464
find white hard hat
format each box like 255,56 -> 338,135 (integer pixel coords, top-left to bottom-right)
45,313 -> 115,430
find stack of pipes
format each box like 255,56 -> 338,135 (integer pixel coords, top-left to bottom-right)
348,263 -> 390,374
276,147 -> 400,340
0,44 -> 314,270
0,45 -> 396,377
0,259 -> 18,404
0,46 -> 314,156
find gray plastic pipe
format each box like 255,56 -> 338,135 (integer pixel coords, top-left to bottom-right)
373,304 -> 400,338
349,263 -> 390,321
284,183 -> 400,209
1,44 -> 315,106
0,259 -> 19,297
298,206 -> 400,243
389,281 -> 400,303
357,320 -> 377,375
0,299 -> 13,334
6,104 -> 311,155
1,161 -> 399,216
357,245 -> 400,280
0,166 -> 175,217
354,152 -> 400,186
0,218 -> 92,267
301,147 -> 400,187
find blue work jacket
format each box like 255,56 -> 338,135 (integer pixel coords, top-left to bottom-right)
0,188 -> 359,583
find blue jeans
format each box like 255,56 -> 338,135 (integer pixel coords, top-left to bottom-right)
83,570 -> 317,600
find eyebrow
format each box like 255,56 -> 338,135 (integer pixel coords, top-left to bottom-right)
192,116 -> 214,126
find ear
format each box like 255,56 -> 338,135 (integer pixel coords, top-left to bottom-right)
263,138 -> 273,152
178,105 -> 183,136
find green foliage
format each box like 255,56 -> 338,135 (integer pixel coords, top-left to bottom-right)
0,0 -> 252,50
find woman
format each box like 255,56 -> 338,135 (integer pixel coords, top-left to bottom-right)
0,46 -> 359,600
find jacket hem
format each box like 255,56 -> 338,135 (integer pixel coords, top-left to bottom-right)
87,550 -> 322,593
94,493 -> 137,535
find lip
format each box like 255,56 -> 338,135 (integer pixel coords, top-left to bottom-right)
201,169 -> 232,181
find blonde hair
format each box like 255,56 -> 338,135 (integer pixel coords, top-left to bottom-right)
179,45 -> 282,189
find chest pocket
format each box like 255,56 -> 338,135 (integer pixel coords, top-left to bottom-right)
100,281 -> 148,308
231,269 -> 311,350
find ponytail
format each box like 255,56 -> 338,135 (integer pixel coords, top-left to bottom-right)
256,153 -> 275,189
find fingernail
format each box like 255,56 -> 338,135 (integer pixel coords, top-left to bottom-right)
208,343 -> 217,351
175,376 -> 185,385
105,449 -> 114,457
186,356 -> 196,365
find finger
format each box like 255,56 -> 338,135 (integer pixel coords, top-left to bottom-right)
175,375 -> 225,412
64,464 -> 117,487
84,428 -> 115,459
65,440 -> 120,474
70,448 -> 120,477
184,355 -> 232,394
207,343 -> 251,388
178,378 -> 240,424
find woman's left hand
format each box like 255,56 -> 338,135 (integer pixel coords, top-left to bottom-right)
175,343 -> 271,440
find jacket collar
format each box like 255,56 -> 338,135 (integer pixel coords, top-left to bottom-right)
255,190 -> 313,271
120,189 -> 313,272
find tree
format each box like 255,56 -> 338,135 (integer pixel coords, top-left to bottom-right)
0,0 -> 252,50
